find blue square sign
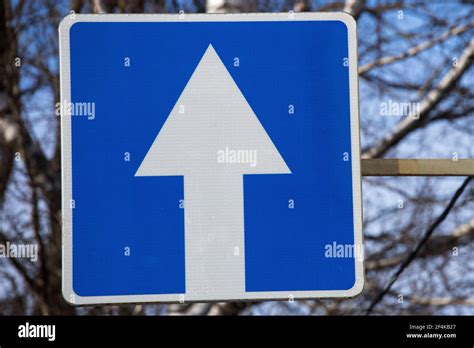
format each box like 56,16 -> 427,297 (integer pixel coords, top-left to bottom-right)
60,13 -> 363,304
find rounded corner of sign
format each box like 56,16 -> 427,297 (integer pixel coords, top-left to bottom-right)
62,273 -> 96,306
58,16 -> 73,37
344,275 -> 365,298
62,283 -> 82,306
332,12 -> 357,33
58,14 -> 85,38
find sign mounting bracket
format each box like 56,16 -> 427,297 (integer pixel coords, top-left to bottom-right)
361,159 -> 474,177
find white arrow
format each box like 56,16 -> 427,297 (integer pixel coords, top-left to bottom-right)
135,44 -> 291,300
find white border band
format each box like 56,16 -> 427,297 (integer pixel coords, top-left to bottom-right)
59,12 -> 364,305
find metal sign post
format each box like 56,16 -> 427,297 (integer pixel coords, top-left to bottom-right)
362,159 -> 474,176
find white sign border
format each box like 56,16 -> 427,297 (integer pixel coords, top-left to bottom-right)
60,12 -> 364,305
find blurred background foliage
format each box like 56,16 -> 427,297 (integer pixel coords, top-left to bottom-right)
0,0 -> 473,315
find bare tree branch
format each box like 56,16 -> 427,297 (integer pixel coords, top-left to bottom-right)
365,177 -> 472,315
362,38 -> 474,159
367,218 -> 474,271
359,21 -> 474,75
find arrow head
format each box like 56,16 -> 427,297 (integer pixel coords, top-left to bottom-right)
136,44 -> 291,177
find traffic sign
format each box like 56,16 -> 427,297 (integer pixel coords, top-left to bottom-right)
60,13 -> 363,304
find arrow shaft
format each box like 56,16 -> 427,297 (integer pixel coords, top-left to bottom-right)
184,174 -> 245,300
